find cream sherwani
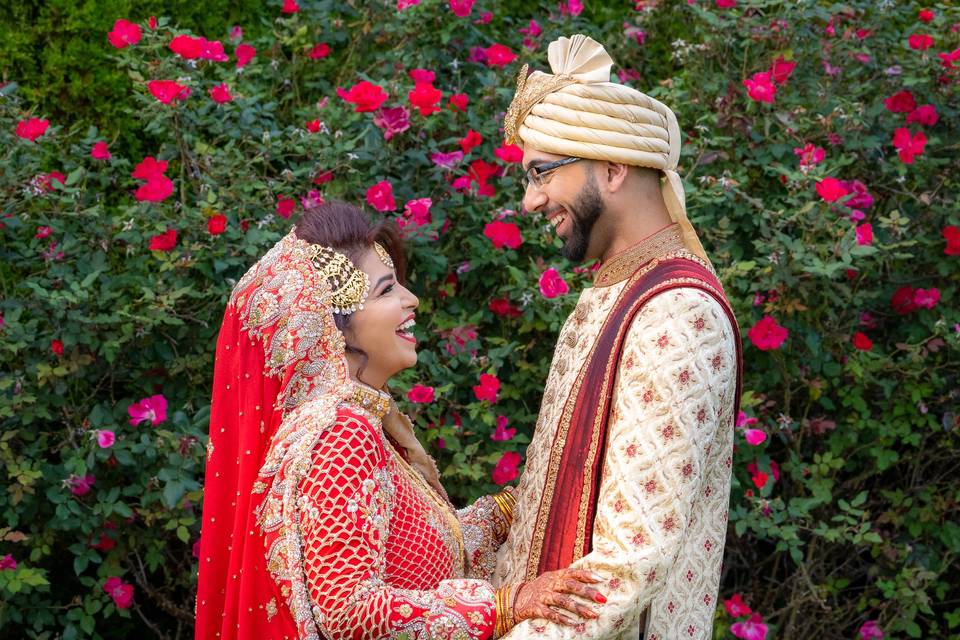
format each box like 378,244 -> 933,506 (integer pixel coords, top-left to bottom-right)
494,227 -> 738,639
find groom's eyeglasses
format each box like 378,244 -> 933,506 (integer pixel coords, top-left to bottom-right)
522,156 -> 583,190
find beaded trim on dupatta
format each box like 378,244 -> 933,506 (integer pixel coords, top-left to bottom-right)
231,229 -> 354,640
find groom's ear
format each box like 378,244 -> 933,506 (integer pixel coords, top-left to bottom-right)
602,161 -> 629,193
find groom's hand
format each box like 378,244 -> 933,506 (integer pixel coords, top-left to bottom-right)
513,568 -> 607,626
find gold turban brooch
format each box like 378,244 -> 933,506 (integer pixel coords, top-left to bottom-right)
504,34 -> 708,262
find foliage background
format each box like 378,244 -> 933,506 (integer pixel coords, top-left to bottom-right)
1,0 -> 958,638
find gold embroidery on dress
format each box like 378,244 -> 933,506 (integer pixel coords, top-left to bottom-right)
594,224 -> 685,287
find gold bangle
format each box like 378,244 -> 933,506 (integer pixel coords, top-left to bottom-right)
492,490 -> 516,526
494,584 -> 513,637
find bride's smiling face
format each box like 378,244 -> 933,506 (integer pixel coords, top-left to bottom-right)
340,246 -> 419,388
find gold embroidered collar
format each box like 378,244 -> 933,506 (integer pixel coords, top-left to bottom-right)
593,224 -> 685,287
344,382 -> 391,419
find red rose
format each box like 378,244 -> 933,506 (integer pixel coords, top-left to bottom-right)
448,93 -> 469,111
208,83 -> 233,104
305,119 -> 322,133
147,80 -> 190,104
473,373 -> 501,403
15,118 -> 49,142
908,33 -> 934,51
366,180 -> 396,212
308,43 -> 330,59
892,128 -> 927,164
314,170 -> 334,185
336,81 -> 389,112
855,223 -> 873,246
489,298 -> 522,318
770,56 -> 796,85
90,141 -> 111,160
815,177 -> 849,203
409,68 -> 436,83
724,593 -> 752,618
891,285 -> 918,315
852,332 -> 873,352
132,156 -> 168,180
943,226 -> 960,255
918,8 -> 935,22
235,44 -> 256,69
281,0 -> 300,13
408,82 -> 442,116
484,43 -> 517,67
276,196 -> 296,219
494,143 -> 523,164
884,90 -> 916,113
107,19 -> 142,49
169,34 -> 204,59
51,339 -> 64,356
483,220 -> 523,249
492,451 -> 521,485
906,104 -> 939,127
134,176 -> 173,202
207,214 -> 227,235
459,129 -> 483,154
35,226 -> 53,239
149,229 -> 177,252
406,384 -> 435,404
747,315 -> 788,351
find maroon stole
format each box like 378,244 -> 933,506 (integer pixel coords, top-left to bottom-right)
532,255 -> 743,576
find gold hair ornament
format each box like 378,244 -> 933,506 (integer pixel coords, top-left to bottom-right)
310,246 -> 370,314
373,242 -> 394,270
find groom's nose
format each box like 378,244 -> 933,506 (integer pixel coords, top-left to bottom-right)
521,182 -> 548,213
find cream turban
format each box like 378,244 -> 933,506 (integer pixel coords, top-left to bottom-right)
504,34 -> 708,262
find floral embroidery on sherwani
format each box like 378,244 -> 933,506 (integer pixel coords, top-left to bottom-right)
495,287 -> 737,640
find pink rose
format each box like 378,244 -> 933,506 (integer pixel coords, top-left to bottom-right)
892,128 -> 926,164
491,451 -> 521,484
373,106 -> 411,141
743,429 -> 767,446
743,71 -> 776,103
491,415 -> 516,441
103,577 -> 135,609
494,143 -> 524,164
128,394 -> 168,426
731,613 -> 768,640
855,223 -> 873,246
0,554 -> 15,571
538,268 -> 569,299
96,430 -> 116,448
235,43 -> 256,68
281,0 -> 300,13
724,593 -> 752,617
859,620 -> 884,640
448,0 -> 476,17
913,287 -> 940,309
484,43 -> 517,67
67,473 -> 96,496
906,104 -> 939,127
403,198 -> 432,226
107,19 -> 142,49
90,141 -> 112,160
747,316 -> 788,351
366,180 -> 396,212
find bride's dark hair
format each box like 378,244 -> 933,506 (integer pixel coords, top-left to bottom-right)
294,200 -> 408,382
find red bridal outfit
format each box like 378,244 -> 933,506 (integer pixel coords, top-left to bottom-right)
196,231 -> 514,640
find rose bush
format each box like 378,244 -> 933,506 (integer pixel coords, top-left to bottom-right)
0,1 -> 957,638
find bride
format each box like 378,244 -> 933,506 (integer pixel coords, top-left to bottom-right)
194,200 -> 605,639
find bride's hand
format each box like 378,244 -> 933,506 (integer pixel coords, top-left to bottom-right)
513,569 -> 607,626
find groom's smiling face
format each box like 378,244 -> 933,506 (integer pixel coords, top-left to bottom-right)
520,147 -> 604,263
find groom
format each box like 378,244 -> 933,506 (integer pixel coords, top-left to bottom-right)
493,35 -> 743,639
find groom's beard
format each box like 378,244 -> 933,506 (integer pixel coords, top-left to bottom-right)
560,172 -> 604,263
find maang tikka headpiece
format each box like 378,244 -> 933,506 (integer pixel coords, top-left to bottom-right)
309,242 -> 395,315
